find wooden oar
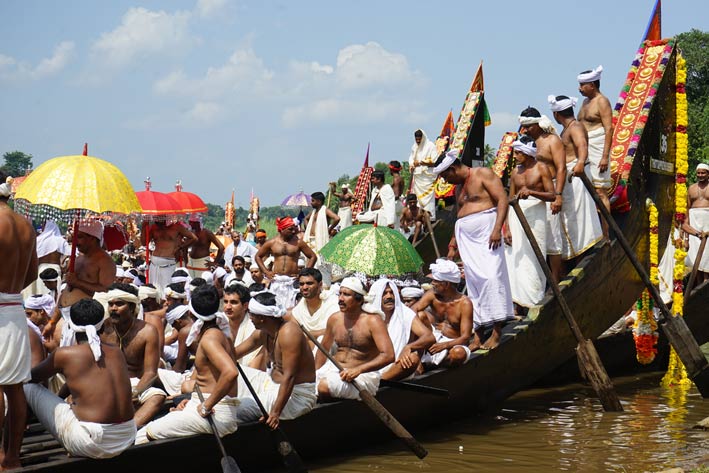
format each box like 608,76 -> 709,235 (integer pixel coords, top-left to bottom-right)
235,362 -> 308,473
379,379 -> 448,397
685,233 -> 707,297
509,197 -> 623,412
577,172 -> 709,397
298,323 -> 428,459
424,214 -> 441,259
194,384 -> 242,473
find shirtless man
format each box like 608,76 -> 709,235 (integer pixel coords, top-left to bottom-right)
331,183 -> 355,230
578,66 -> 613,239
0,173 -> 37,470
549,94 -> 604,263
156,303 -> 194,395
138,284 -> 167,361
24,299 -> 136,459
255,229 -> 268,250
145,221 -> 197,291
234,291 -> 317,428
399,193 -> 428,244
136,285 -> 238,443
389,161 -> 404,200
519,106 -> 566,284
315,277 -> 395,401
100,284 -> 165,428
255,216 -> 317,309
187,220 -> 224,279
435,149 -> 513,349
24,220 -> 68,298
683,163 -> 709,284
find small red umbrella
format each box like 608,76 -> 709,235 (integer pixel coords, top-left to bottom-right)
168,180 -> 208,215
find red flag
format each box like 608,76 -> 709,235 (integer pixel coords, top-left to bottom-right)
470,61 -> 484,92
643,0 -> 661,42
82,143 -> 88,156
363,142 -> 370,168
439,110 -> 455,140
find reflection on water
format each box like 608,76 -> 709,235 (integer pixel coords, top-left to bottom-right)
307,373 -> 709,472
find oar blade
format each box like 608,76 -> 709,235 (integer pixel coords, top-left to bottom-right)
222,455 -> 242,473
270,429 -> 309,473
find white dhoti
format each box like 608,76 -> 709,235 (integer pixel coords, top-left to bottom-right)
337,207 -> 353,230
546,179 -> 562,256
505,197 -> 547,307
236,366 -> 316,423
659,228 -> 682,304
421,328 -> 471,366
686,208 -> 709,272
586,127 -> 612,189
24,383 -> 136,459
135,392 -> 239,444
454,209 -> 514,329
149,256 -> 176,291
412,172 -> 437,220
59,306 -> 75,348
270,275 -> 298,309
560,161 -> 604,260
186,256 -> 210,279
21,262 -> 62,300
316,360 -> 380,400
157,368 -> 191,397
0,293 -> 31,384
130,377 -> 166,404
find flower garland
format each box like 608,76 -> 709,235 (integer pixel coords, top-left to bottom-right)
633,199 -> 659,364
661,50 -> 691,388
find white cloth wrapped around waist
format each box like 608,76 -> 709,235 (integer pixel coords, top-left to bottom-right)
337,207 -> 353,230
585,126 -> 612,189
157,368 -> 191,396
130,377 -> 166,404
149,255 -> 177,291
421,328 -> 471,366
0,293 -> 31,384
186,256 -> 210,279
270,275 -> 298,309
560,160 -> 603,260
316,359 -> 380,400
545,180 -> 562,255
236,366 -> 316,423
686,208 -> 709,272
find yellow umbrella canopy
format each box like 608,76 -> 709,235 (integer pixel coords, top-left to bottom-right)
13,154 -> 141,221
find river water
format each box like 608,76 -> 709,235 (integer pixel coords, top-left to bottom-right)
307,372 -> 709,472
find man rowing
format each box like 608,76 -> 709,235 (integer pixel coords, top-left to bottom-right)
399,193 -> 428,244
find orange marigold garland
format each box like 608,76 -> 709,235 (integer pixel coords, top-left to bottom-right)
633,199 -> 659,364
661,51 -> 691,388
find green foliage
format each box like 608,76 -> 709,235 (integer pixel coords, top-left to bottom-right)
2,151 -> 33,177
483,144 -> 496,168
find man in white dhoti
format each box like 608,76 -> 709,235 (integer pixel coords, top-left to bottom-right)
549,94 -> 604,261
683,163 -> 709,284
286,268 -> 339,355
223,284 -> 258,367
304,191 -> 339,253
224,231 -> 257,270
578,65 -> 613,240
368,279 -> 434,380
409,129 -> 439,220
136,285 -> 239,444
186,219 -> 223,279
22,220 -> 69,299
358,170 -> 397,228
504,137 -> 556,310
331,183 -> 354,230
234,291 -> 317,428
145,221 -> 197,292
24,299 -> 136,459
315,277 -> 394,401
435,149 -> 514,349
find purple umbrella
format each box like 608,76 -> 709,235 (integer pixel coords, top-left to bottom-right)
281,191 -> 311,208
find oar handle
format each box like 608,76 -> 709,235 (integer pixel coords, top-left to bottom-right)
685,233 -> 708,297
235,362 -> 269,417
194,384 -> 230,459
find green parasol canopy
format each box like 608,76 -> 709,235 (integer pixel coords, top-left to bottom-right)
319,224 -> 423,276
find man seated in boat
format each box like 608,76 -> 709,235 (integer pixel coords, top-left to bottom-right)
100,284 -> 166,428
156,302 -> 195,397
399,284 -> 432,329
683,163 -> 709,284
368,279 -> 434,381
315,277 -> 395,401
24,299 -> 137,459
504,137 -> 556,312
234,291 -> 317,428
358,171 -> 397,228
136,285 -> 239,444
223,283 -> 258,367
399,193 -> 429,244
144,220 -> 197,292
138,284 -> 167,359
412,259 -> 474,366
285,268 -> 339,353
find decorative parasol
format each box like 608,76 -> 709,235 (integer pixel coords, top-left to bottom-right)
319,224 -> 423,276
168,179 -> 208,215
281,191 -> 311,208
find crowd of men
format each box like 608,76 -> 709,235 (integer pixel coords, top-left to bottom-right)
1,63 -> 708,470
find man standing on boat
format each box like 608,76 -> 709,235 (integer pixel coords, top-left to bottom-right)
144,220 -> 197,292
409,129 -> 438,221
549,95 -> 604,263
684,163 -> 709,284
303,191 -> 340,253
577,66 -> 613,240
234,291 -> 317,428
186,218 -> 224,279
435,150 -> 514,349
359,170 -> 397,228
331,183 -> 354,230
315,277 -> 394,401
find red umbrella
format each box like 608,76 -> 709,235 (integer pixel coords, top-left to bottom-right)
168,180 -> 208,214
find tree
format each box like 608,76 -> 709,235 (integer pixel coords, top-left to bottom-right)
483,144 -> 496,168
677,29 -> 709,181
2,151 -> 33,177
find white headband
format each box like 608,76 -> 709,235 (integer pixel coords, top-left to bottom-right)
697,163 -> 709,172
106,289 -> 141,317
164,287 -> 187,300
512,140 -> 537,158
165,304 -> 190,325
340,277 -> 368,297
66,317 -> 106,361
432,149 -> 459,175
429,258 -> 461,284
577,65 -> 603,83
138,285 -> 160,302
400,287 -> 424,299
548,95 -> 578,112
248,298 -> 286,318
185,303 -> 231,346
24,294 -> 55,315
0,182 -> 11,197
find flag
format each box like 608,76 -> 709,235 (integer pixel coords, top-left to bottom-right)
363,142 -> 370,168
469,61 -> 491,126
643,0 -> 661,42
439,110 -> 455,140
82,143 -> 88,156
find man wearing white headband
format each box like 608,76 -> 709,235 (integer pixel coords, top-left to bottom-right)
505,136 -> 556,309
138,284 -> 167,362
144,220 -> 197,293
548,94 -> 604,262
683,163 -> 709,283
234,291 -> 317,429
24,299 -> 137,459
156,303 -> 194,395
368,279 -> 434,381
21,220 -> 69,300
331,182 -> 355,229
315,276 -> 395,401
434,147 -> 515,344
578,65 -> 613,239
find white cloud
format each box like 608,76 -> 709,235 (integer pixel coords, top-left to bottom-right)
195,0 -> 229,18
90,7 -> 192,69
0,41 -> 75,82
186,101 -> 223,123
335,42 -> 421,90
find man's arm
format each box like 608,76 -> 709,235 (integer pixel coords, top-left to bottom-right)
199,333 -> 238,413
325,208 -> 340,230
65,254 -> 115,293
527,166 -> 556,202
482,169 -> 508,250
315,315 -> 336,369
405,316 -> 435,354
29,351 -> 59,383
177,226 -> 198,252
172,328 -> 191,373
599,97 -> 614,173
571,127 -> 589,176
298,239 -> 317,268
133,325 -> 160,398
410,290 -> 434,314
550,136 -> 567,213
340,315 -> 394,382
208,230 -> 225,265
255,240 -> 274,279
23,235 -> 38,288
233,330 -> 263,360
264,324 -> 301,429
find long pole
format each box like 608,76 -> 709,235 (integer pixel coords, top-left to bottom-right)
194,384 -> 241,473
685,233 -> 707,297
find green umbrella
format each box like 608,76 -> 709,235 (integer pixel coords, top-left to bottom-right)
319,224 -> 423,276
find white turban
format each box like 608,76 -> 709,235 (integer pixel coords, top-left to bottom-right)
578,65 -> 603,83
24,294 -> 55,315
697,163 -> 709,172
185,302 -> 231,347
248,295 -> 286,318
429,258 -> 461,284
165,304 -> 190,325
548,95 -> 578,112
201,271 -> 214,285
106,289 -> 141,317
400,287 -> 424,299
340,277 -> 369,298
66,316 -> 105,361
115,267 -> 125,278
0,182 -> 10,197
164,286 -> 187,300
249,263 -> 259,271
518,115 -> 555,133
432,149 -> 459,175
78,220 -> 104,246
138,285 -> 160,302
213,267 -> 227,281
512,139 -> 537,158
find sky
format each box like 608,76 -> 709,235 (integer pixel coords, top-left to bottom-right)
1,0 -> 706,208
